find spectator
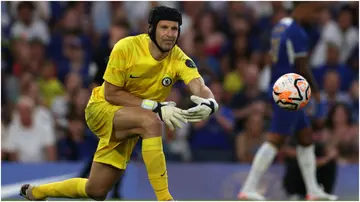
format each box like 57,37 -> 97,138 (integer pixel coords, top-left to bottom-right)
51,73 -> 83,134
313,71 -> 351,128
189,81 -> 234,162
38,61 -> 65,107
311,6 -> 358,67
56,35 -> 92,86
235,114 -> 265,163
7,37 -> 31,77
324,103 -> 359,164
67,88 -> 90,123
10,2 -> 50,44
348,80 -> 359,122
92,18 -> 131,87
9,1 -> 51,21
57,116 -> 98,161
230,63 -> 268,133
313,42 -> 355,92
3,96 -> 56,162
191,35 -> 220,83
223,57 -> 247,95
28,38 -> 47,75
336,6 -> 358,63
194,9 -> 226,57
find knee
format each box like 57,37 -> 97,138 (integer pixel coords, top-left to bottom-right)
85,182 -> 109,201
266,133 -> 285,149
297,128 -> 313,146
141,113 -> 162,137
297,134 -> 313,146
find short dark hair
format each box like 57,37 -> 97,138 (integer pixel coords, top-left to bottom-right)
293,1 -> 313,8
326,103 -> 353,129
194,35 -> 204,44
17,2 -> 35,12
111,18 -> 130,30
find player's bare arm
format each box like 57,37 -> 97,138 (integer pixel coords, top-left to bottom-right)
181,77 -> 219,122
187,77 -> 215,99
104,81 -> 143,107
295,56 -> 320,102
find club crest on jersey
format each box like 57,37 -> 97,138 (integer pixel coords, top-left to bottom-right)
162,77 -> 172,87
185,59 -> 196,68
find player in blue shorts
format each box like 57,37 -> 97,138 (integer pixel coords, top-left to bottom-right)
238,2 -> 338,200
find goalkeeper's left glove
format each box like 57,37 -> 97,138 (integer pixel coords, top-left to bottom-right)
142,100 -> 188,131
181,95 -> 219,122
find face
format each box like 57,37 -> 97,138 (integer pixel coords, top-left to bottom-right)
30,42 -> 45,60
301,2 -> 327,24
235,34 -> 247,56
326,44 -> 339,64
65,73 -> 82,92
323,71 -> 340,94
244,64 -> 259,86
69,120 -> 84,139
75,88 -> 89,108
332,105 -> 348,126
18,6 -> 33,24
110,25 -> 129,42
62,9 -> 80,30
338,10 -> 352,30
232,17 -> 249,35
246,114 -> 263,135
155,20 -> 179,52
199,13 -> 216,35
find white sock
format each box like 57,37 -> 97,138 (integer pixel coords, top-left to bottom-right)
296,145 -> 320,194
241,142 -> 278,193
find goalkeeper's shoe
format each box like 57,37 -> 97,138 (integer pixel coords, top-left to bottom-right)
237,191 -> 266,201
20,184 -> 46,201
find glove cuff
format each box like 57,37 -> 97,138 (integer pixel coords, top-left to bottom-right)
201,98 -> 218,115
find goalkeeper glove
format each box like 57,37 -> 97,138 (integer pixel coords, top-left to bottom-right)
181,95 -> 219,122
141,99 -> 187,131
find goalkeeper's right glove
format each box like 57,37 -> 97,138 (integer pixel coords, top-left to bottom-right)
141,99 -> 188,131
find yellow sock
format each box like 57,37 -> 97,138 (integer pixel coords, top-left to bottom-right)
31,178 -> 88,199
142,137 -> 173,201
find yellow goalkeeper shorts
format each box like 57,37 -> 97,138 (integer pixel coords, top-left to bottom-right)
85,101 -> 139,170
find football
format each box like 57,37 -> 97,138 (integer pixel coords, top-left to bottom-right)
272,73 -> 311,110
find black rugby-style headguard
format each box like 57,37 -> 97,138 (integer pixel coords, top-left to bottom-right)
148,6 -> 182,53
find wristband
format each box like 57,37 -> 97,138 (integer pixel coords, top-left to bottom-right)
141,99 -> 157,110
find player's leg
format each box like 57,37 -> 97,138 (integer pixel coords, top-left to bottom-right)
20,162 -> 123,200
238,133 -> 284,200
295,114 -> 338,200
238,104 -> 295,200
112,107 -> 173,201
19,104 -> 129,201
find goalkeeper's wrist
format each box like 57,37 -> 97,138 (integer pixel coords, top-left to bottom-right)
141,99 -> 159,111
141,99 -> 164,120
203,98 -> 218,115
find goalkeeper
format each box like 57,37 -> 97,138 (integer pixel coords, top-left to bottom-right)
20,6 -> 218,201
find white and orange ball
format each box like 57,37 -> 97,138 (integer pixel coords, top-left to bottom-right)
272,73 -> 311,110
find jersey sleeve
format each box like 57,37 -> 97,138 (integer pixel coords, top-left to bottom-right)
175,48 -> 202,84
103,42 -> 128,87
288,27 -> 309,58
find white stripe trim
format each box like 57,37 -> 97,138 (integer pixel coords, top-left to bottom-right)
295,52 -> 308,58
1,173 -> 76,198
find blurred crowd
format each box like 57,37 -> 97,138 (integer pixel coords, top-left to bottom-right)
1,1 -> 359,165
